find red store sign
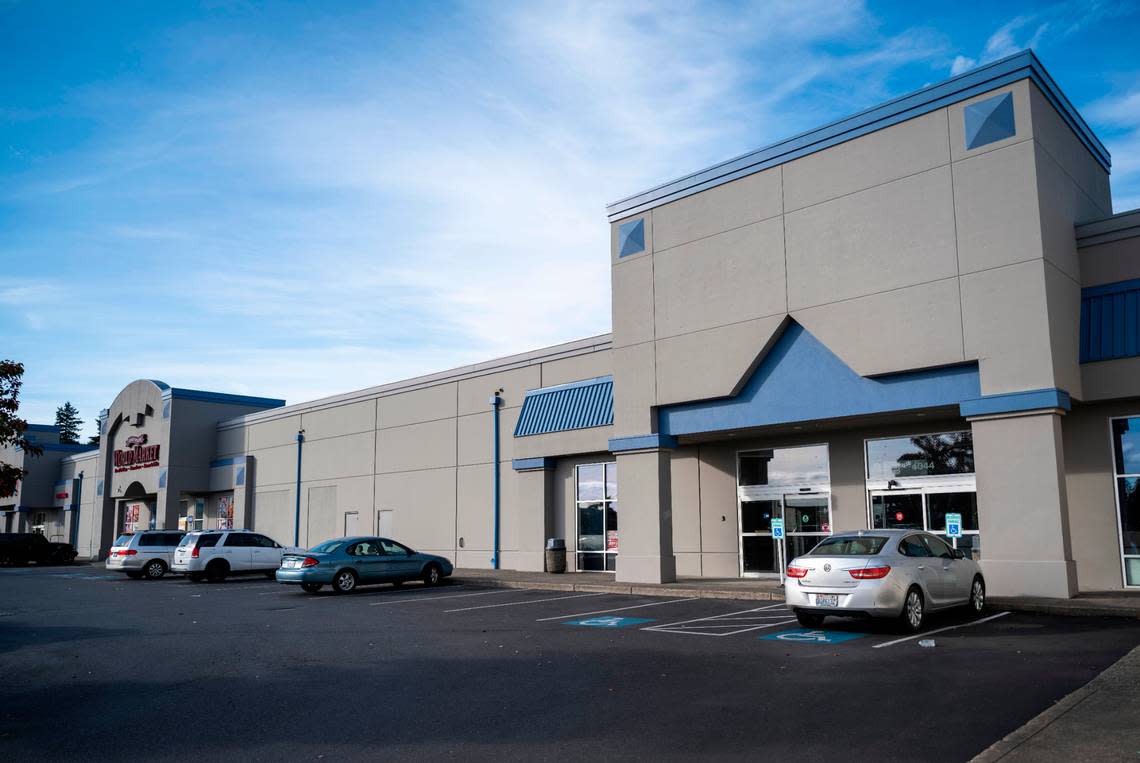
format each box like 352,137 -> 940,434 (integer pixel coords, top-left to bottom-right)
114,434 -> 161,473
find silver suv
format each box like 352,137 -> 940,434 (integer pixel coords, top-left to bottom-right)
172,529 -> 296,583
107,530 -> 186,580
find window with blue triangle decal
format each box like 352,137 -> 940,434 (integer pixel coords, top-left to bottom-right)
964,92 -> 1015,150
618,218 -> 645,257
658,321 -> 981,437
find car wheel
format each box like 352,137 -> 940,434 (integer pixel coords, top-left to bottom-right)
422,563 -> 442,587
144,560 -> 167,580
795,611 -> 824,628
901,586 -> 925,633
188,572 -> 205,583
301,583 -> 322,594
332,569 -> 357,594
205,561 -> 229,583
126,571 -> 144,580
969,575 -> 986,614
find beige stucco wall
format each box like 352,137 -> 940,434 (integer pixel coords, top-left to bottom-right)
611,77 -> 1112,417
215,336 -> 614,565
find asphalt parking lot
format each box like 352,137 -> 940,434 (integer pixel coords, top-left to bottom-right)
1,565 -> 1138,762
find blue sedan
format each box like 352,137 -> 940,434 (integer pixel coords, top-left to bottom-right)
276,536 -> 453,594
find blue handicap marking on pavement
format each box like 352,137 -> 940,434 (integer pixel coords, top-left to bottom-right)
566,616 -> 655,629
760,628 -> 867,644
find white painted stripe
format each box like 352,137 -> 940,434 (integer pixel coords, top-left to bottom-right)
871,611 -> 1011,649
645,604 -> 789,630
647,618 -> 798,637
445,592 -> 605,613
536,597 -> 696,622
369,589 -> 521,606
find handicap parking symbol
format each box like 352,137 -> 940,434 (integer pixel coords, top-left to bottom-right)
760,628 -> 866,644
566,616 -> 655,629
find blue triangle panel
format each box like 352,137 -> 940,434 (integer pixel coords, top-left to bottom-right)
659,322 -> 980,437
618,218 -> 645,258
964,92 -> 1015,150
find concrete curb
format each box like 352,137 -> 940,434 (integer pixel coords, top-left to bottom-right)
970,644 -> 1140,762
988,598 -> 1140,619
452,576 -> 784,601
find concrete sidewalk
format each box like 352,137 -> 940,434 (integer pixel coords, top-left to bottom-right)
972,644 -> 1140,762
453,569 -> 1140,617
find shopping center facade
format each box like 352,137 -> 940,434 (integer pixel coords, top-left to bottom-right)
4,51 -> 1140,598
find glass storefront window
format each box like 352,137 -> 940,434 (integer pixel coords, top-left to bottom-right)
866,432 -> 974,481
740,445 -> 829,487
576,462 -> 617,572
1111,417 -> 1140,586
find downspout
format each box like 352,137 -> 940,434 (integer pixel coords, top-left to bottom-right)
489,393 -> 502,569
70,471 -> 83,548
294,430 -> 305,547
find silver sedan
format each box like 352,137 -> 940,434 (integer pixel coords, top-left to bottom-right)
784,529 -> 986,632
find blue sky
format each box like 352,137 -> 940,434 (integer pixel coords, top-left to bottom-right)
3,1 -> 1139,438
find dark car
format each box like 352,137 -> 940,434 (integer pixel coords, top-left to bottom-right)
0,533 -> 78,566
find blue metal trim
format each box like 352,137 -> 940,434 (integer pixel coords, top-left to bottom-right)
25,424 -> 61,433
1082,278 -> 1140,298
608,433 -> 678,452
514,376 -> 614,437
1081,279 -> 1140,362
162,388 -> 286,408
658,322 -> 981,437
511,457 -> 554,471
606,50 -> 1109,221
959,388 -> 1071,417
209,457 -> 244,468
54,480 -> 70,487
148,380 -> 171,391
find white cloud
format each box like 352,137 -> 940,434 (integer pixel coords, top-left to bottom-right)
950,55 -> 977,76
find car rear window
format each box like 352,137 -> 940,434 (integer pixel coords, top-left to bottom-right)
310,540 -> 345,553
177,535 -> 196,548
809,536 -> 888,556
196,534 -> 222,549
113,533 -> 134,547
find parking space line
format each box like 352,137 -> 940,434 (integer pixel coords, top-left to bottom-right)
536,597 -> 697,622
642,603 -> 797,636
871,611 -> 1011,649
444,592 -> 605,613
368,588 -> 523,606
644,604 -> 789,630
649,618 -> 799,637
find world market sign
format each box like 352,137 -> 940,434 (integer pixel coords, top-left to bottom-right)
113,434 -> 161,473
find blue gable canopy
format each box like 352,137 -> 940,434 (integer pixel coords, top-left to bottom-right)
659,322 -> 981,437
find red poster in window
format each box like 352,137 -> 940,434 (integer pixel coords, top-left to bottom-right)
606,530 -> 618,551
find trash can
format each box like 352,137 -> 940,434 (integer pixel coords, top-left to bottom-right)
545,538 -> 566,574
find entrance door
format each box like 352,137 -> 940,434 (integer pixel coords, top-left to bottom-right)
344,511 -> 360,536
739,493 -> 832,576
870,491 -> 924,531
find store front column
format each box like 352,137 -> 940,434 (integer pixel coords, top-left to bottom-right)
970,409 -> 1076,598
610,437 -> 676,584
512,458 -> 553,572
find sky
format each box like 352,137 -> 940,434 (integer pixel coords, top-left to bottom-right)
2,0 -> 1140,439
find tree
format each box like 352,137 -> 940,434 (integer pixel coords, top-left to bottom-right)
87,434 -> 101,447
0,361 -> 43,499
54,401 -> 83,444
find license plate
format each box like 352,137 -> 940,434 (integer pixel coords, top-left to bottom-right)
284,559 -> 300,569
815,594 -> 839,607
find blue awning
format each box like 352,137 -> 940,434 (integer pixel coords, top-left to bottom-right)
514,376 -> 613,437
1081,278 -> 1140,363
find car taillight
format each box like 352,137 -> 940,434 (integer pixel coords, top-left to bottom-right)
301,557 -> 319,568
786,565 -> 809,578
191,546 -> 200,558
122,549 -> 137,556
849,565 -> 891,579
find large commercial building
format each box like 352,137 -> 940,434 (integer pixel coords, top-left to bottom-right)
5,51 -> 1140,598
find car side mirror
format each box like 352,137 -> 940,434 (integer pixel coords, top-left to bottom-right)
952,549 -> 965,560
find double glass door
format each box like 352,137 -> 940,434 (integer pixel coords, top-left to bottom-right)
869,488 -> 980,559
739,492 -> 831,576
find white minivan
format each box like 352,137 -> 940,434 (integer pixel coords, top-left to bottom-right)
107,530 -> 187,579
172,529 -> 297,582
